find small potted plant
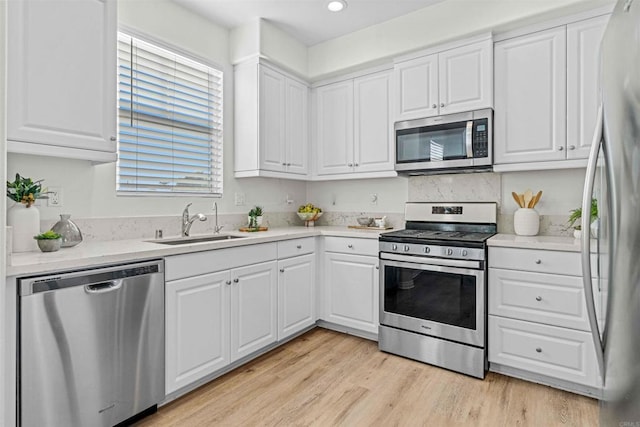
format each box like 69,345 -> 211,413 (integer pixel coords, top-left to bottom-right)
248,206 -> 263,229
568,198 -> 598,239
34,230 -> 63,252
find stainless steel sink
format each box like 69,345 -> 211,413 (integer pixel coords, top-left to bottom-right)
148,234 -> 246,245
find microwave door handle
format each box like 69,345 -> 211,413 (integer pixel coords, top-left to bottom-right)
465,121 -> 473,158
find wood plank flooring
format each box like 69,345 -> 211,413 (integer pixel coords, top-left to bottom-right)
136,328 -> 598,426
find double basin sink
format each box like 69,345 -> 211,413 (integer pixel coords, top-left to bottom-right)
148,234 -> 246,245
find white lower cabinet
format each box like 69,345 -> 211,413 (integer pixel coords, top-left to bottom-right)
278,254 -> 316,340
165,270 -> 230,394
230,261 -> 278,361
323,248 -> 379,335
488,246 -> 602,392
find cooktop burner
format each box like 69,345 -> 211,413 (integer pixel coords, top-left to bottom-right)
381,228 -> 495,244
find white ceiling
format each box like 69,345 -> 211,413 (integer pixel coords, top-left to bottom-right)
171,0 -> 446,46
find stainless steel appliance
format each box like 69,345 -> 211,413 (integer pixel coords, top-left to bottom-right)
378,202 -> 497,378
19,260 -> 165,427
581,1 -> 640,424
394,108 -> 492,175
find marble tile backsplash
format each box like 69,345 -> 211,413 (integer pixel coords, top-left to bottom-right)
408,172 -> 501,207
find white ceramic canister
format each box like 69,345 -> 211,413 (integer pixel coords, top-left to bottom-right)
7,204 -> 40,252
513,208 -> 540,236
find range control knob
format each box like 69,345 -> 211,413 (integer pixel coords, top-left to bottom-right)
462,250 -> 468,257
446,248 -> 454,256
424,246 -> 430,254
391,244 -> 398,251
403,245 -> 410,252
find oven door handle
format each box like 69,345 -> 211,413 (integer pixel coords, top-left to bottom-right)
380,252 -> 481,270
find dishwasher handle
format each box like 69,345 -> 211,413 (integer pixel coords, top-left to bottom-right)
85,280 -> 123,294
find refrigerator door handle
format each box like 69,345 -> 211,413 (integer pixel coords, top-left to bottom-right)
581,103 -> 605,377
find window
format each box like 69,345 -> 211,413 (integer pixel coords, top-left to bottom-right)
117,33 -> 223,196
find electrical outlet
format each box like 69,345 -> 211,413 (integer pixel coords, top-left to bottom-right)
285,194 -> 294,205
47,187 -> 63,207
371,193 -> 378,205
234,192 -> 245,206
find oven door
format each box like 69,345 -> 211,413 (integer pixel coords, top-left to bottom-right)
380,253 -> 485,347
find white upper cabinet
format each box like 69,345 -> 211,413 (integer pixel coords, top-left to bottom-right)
235,60 -> 309,179
567,15 -> 609,160
494,14 -> 609,170
494,27 -> 567,164
7,0 -> 117,162
394,37 -> 493,121
314,70 -> 395,179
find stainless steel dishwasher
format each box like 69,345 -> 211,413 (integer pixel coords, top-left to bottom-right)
19,259 -> 165,427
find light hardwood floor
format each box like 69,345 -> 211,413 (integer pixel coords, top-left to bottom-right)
137,328 -> 598,426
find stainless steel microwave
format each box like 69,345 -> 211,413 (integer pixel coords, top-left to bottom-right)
394,109 -> 493,175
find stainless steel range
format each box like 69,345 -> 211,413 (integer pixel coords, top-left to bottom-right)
378,202 -> 497,378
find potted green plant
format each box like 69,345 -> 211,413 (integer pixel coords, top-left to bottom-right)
248,206 -> 263,228
34,230 -> 63,252
6,173 -> 49,252
568,198 -> 598,238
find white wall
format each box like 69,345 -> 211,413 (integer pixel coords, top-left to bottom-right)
306,177 -> 408,213
0,0 -> 7,423
7,0 -> 306,222
307,0 -> 613,79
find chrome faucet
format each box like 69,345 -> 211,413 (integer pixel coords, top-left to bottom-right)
182,203 -> 207,237
213,202 -> 224,234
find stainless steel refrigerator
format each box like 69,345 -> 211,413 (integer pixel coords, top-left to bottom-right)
582,0 -> 640,424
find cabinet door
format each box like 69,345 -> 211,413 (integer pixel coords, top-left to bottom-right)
567,16 -> 608,160
230,261 -> 278,361
259,66 -> 287,172
165,271 -> 230,394
278,254 -> 316,340
438,40 -> 492,115
394,54 -> 439,121
353,71 -> 394,174
285,78 -> 309,175
323,252 -> 379,334
315,81 -> 354,175
494,27 -> 567,164
7,0 -> 116,156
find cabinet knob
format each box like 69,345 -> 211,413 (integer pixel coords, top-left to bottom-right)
354,163 -> 359,167
375,265 -> 380,270
432,104 -> 437,109
569,145 -> 576,150
282,162 -> 287,166
296,245 -> 302,249
348,244 -> 354,249
287,163 -> 292,166
110,136 -> 117,141
348,163 -> 353,167
226,280 -> 232,285
535,259 -> 542,264
280,268 -> 285,273
233,278 -> 239,283
440,103 -> 445,108
558,146 -> 564,151
535,347 -> 542,353
536,296 -> 542,301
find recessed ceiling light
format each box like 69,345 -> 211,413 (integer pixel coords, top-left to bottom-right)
327,0 -> 347,12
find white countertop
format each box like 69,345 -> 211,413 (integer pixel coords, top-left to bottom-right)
487,233 -> 596,252
7,226 -> 386,277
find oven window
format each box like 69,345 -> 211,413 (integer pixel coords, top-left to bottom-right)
396,121 -> 468,163
384,265 -> 476,329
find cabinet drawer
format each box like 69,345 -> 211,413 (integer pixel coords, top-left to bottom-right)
489,316 -> 600,387
324,236 -> 379,256
277,237 -> 315,259
489,268 -> 590,331
489,247 -> 581,276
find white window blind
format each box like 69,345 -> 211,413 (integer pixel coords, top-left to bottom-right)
117,33 -> 223,196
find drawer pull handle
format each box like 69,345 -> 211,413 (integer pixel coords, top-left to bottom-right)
348,244 -> 354,249
296,245 -> 302,249
536,347 -> 542,353
535,259 -> 542,264
536,296 -> 542,301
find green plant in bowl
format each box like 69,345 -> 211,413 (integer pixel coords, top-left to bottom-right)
568,198 -> 598,230
34,230 -> 63,252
